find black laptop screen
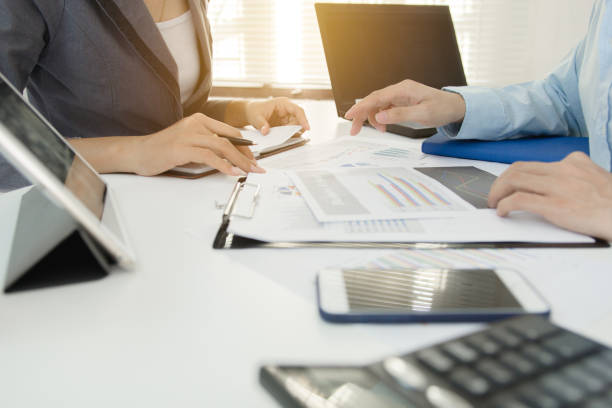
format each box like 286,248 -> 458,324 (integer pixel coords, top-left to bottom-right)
316,4 -> 467,116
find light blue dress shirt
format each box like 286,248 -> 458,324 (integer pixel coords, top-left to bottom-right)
438,0 -> 612,171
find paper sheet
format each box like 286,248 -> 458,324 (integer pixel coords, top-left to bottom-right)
288,166 -> 488,222
228,170 -> 593,244
243,125 -> 302,154
260,136 -> 424,169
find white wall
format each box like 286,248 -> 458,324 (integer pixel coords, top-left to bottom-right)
529,0 -> 595,80
451,0 -> 595,86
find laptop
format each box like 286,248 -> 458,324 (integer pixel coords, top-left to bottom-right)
0,71 -> 135,290
315,3 -> 467,138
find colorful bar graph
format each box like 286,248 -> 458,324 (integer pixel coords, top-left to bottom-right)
417,182 -> 451,205
391,175 -> 436,206
377,173 -> 419,206
369,182 -> 403,207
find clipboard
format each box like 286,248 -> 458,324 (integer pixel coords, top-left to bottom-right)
165,132 -> 309,179
213,177 -> 610,250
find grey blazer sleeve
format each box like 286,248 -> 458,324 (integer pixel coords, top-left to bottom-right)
200,99 -> 230,122
0,0 -> 62,91
0,0 -> 62,190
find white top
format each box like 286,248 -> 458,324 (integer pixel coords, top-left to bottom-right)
156,11 -> 201,104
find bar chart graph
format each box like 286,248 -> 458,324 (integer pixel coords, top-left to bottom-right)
415,166 -> 496,209
368,171 -> 455,211
291,166 -> 470,222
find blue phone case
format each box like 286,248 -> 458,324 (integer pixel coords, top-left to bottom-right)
315,275 -> 551,324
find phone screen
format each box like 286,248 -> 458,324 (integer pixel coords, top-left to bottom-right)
340,268 -> 522,312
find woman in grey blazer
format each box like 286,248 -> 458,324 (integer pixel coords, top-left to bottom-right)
0,0 -> 310,189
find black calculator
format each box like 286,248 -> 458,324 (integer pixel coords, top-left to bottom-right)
260,316 -> 612,407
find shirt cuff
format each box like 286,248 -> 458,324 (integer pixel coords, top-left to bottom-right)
437,86 -> 509,141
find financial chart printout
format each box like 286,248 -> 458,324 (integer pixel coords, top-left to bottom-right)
414,166 -> 495,209
289,166 -> 486,222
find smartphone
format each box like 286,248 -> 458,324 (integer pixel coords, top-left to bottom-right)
317,267 -> 550,323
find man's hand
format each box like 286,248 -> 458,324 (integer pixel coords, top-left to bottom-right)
344,79 -> 466,135
489,152 -> 612,241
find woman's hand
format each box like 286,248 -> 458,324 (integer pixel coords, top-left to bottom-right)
344,79 -> 466,135
70,113 -> 266,177
244,97 -> 310,135
488,152 -> 612,241
135,113 -> 265,176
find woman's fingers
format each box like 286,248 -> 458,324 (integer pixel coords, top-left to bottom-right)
237,144 -> 256,161
183,147 -> 244,176
205,136 -> 265,174
247,108 -> 271,134
195,113 -> 242,138
283,102 -> 310,130
245,99 -> 311,134
185,113 -> 260,167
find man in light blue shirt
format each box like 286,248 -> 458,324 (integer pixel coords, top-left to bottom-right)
346,0 -> 612,241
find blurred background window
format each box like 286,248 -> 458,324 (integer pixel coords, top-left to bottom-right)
208,0 -> 594,92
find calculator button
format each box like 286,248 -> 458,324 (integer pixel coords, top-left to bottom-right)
449,367 -> 491,396
442,341 -> 479,363
499,351 -> 537,375
538,373 -> 586,404
466,334 -> 501,355
426,384 -> 473,408
382,357 -> 428,390
520,344 -> 558,367
562,363 -> 606,393
541,332 -> 599,359
582,354 -> 612,383
585,390 -> 612,408
505,316 -> 559,340
584,399 -> 612,408
476,359 -> 516,386
417,348 -> 455,373
601,349 -> 612,364
488,397 -> 530,408
488,327 -> 522,348
516,385 -> 562,408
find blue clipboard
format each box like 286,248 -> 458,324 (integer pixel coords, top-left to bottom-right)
422,133 -> 589,164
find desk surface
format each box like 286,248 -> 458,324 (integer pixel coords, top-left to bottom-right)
1,100 -> 611,407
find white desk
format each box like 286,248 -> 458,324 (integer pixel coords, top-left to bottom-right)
1,100 -> 611,407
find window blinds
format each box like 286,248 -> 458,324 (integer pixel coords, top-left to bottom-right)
207,0 -> 593,88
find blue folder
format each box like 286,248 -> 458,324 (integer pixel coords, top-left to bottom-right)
421,133 -> 589,164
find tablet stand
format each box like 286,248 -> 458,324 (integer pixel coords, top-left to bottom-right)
6,230 -> 108,292
2,187 -> 110,293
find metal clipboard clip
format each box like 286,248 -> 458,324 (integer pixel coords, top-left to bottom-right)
222,177 -> 261,220
213,177 -> 261,249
